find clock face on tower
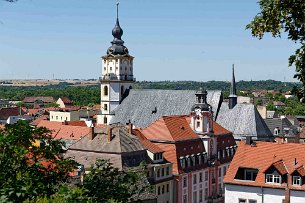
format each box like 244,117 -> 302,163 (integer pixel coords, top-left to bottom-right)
195,108 -> 201,116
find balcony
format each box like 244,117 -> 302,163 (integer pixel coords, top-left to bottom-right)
99,74 -> 136,82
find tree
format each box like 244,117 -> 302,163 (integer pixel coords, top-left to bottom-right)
0,121 -> 77,202
247,0 -> 305,101
83,159 -> 151,203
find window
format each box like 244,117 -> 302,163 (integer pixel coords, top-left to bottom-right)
249,200 -> 257,203
161,168 -> 165,176
183,195 -> 187,203
204,188 -> 208,200
104,67 -> 106,71
293,176 -> 302,186
162,185 -> 165,194
266,174 -> 281,184
103,116 -> 107,124
157,169 -> 160,177
218,168 -> 222,177
199,172 -> 203,182
166,166 -> 170,175
238,199 -> 246,203
245,169 -> 258,181
110,67 -> 112,71
193,191 -> 197,203
103,86 -> 108,96
199,190 -> 203,203
56,116 -> 58,120
183,177 -> 187,188
205,171 -> 208,181
166,184 -> 169,192
193,174 -> 197,184
104,104 -> 108,111
157,186 -> 160,195
196,121 -> 200,128
218,183 -> 222,194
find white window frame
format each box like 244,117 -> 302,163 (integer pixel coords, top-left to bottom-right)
266,174 -> 281,184
293,176 -> 302,186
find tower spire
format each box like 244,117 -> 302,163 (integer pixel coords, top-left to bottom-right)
229,64 -> 237,109
116,2 -> 119,19
230,64 -> 237,96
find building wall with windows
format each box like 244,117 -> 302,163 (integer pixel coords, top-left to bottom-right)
50,111 -> 79,122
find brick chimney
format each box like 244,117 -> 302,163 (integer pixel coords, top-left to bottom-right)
107,127 -> 113,143
89,126 -> 95,140
127,122 -> 133,134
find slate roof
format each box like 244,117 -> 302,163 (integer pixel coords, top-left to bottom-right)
264,117 -> 298,136
216,102 -> 273,140
110,89 -> 222,128
224,141 -> 305,191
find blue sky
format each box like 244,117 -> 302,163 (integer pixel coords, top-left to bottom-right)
0,0 -> 299,82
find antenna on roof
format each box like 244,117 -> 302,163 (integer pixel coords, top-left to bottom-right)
116,1 -> 119,19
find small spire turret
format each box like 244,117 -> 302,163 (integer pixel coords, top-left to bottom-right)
229,64 -> 237,109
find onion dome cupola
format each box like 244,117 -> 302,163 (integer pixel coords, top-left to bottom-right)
191,88 -> 212,112
107,3 -> 129,56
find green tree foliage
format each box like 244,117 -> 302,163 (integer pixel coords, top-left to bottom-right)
83,160 -> 150,203
0,121 -> 77,202
247,0 -> 305,101
255,99 -> 263,106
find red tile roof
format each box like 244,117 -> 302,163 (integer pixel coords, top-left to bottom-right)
132,129 -> 164,153
213,122 -> 232,136
141,115 -> 198,142
296,165 -> 305,177
59,97 -> 72,104
224,141 -> 305,190
140,115 -> 206,174
37,120 -> 91,140
30,115 -> 49,126
62,120 -> 87,127
0,107 -> 25,120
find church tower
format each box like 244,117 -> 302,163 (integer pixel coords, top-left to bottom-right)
98,3 -> 135,125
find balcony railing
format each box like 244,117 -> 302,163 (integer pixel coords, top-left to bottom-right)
99,75 -> 136,82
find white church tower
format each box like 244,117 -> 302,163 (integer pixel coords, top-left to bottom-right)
97,3 -> 135,125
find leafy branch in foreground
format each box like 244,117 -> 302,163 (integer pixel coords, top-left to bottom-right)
247,0 -> 305,101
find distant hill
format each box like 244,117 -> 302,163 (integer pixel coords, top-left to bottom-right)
135,80 -> 300,92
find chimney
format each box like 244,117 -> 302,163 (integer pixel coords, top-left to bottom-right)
246,136 -> 252,145
89,126 -> 95,140
127,120 -> 133,134
107,127 -> 113,143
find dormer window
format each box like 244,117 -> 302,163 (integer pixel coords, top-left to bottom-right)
266,174 -> 281,184
180,157 -> 186,169
274,128 -> 279,135
293,176 -> 302,186
234,168 -> 258,181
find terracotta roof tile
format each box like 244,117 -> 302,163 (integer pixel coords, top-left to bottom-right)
30,115 -> 49,126
37,120 -> 91,140
224,141 -> 305,190
62,121 -> 87,127
132,129 -> 163,153
59,97 -> 72,104
141,115 -> 198,142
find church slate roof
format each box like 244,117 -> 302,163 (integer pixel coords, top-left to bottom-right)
110,89 -> 222,129
216,102 -> 273,140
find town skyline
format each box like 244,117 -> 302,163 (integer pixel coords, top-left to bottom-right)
0,0 -> 299,82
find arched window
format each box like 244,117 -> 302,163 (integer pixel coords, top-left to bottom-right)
104,104 -> 108,111
121,86 -> 124,95
103,116 -> 107,124
104,86 -> 108,96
